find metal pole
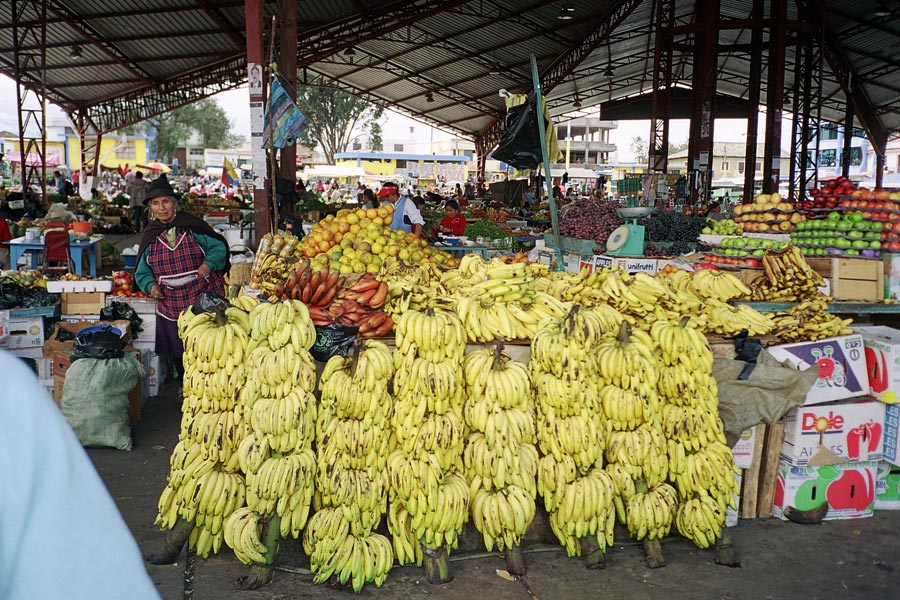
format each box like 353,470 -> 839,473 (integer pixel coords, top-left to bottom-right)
530,54 -> 563,269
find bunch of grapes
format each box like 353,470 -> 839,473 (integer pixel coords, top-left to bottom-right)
559,200 -> 624,247
641,212 -> 707,242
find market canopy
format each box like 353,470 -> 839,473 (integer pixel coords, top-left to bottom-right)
302,165 -> 367,179
1,0 -> 898,151
5,150 -> 61,167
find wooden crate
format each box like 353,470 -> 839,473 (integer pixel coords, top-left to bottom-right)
736,420 -> 786,519
61,292 -> 107,316
805,257 -> 884,301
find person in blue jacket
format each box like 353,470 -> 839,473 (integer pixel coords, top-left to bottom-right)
381,181 -> 425,239
134,175 -> 228,378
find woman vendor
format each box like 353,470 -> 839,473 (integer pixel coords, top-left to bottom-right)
438,200 -> 467,236
135,175 -> 229,378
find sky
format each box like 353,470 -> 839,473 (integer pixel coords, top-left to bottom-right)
1,73 -> 780,163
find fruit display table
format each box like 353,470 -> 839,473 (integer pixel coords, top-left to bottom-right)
738,301 -> 900,315
433,244 -> 490,260
8,235 -> 103,277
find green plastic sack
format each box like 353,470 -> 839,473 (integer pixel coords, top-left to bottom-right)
61,355 -> 142,451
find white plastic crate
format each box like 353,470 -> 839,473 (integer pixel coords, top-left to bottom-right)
47,280 -> 113,293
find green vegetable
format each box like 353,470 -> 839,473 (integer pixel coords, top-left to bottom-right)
464,219 -> 516,251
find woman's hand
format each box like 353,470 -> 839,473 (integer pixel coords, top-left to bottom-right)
150,284 -> 165,300
197,263 -> 211,279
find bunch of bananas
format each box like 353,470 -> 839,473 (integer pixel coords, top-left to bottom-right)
248,233 -> 303,290
462,342 -> 538,553
769,299 -> 854,342
650,318 -> 739,549
380,259 -> 457,316
690,269 -> 752,302
595,322 -> 672,542
304,340 -> 396,591
387,309 -> 470,562
156,304 -> 253,557
748,244 -> 827,302
531,306 -> 618,557
701,299 -> 776,336
231,293 -> 262,312
228,300 -> 319,563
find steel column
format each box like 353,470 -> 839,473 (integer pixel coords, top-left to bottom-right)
762,0 -> 787,195
245,0 -> 271,240
876,142 -> 885,189
841,94 -> 855,179
11,0 -> 47,203
277,0 -> 297,182
742,0 -> 764,203
648,0 -> 674,172
788,44 -> 802,201
687,0 -> 720,206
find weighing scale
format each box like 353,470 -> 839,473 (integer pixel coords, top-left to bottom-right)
606,207 -> 655,256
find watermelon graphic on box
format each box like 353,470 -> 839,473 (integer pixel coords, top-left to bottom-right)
773,460 -> 878,521
766,335 -> 868,405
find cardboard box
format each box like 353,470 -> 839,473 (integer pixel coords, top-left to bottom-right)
781,399 -> 885,466
132,312 -> 157,346
0,309 -> 9,341
884,254 -> 900,300
61,292 -> 107,316
854,326 -> 900,403
875,462 -> 900,509
60,314 -> 101,323
7,346 -> 43,361
806,257 -> 884,302
47,280 -> 113,293
39,377 -> 53,399
884,403 -> 900,467
765,334 -> 869,405
147,352 -> 167,397
36,357 -> 53,380
592,255 -> 658,275
732,426 -> 759,470
773,460 -> 878,521
0,316 -> 45,349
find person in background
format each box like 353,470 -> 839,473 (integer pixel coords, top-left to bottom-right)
0,217 -> 11,269
438,199 -> 467,236
523,185 -> 536,206
53,170 -> 66,195
707,200 -> 726,221
134,175 -> 228,379
0,351 -> 161,600
126,171 -> 149,233
381,181 -> 425,239
455,183 -> 463,199
464,182 -> 474,201
362,188 -> 379,210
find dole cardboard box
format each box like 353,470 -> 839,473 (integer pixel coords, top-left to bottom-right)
883,403 -> 900,467
875,462 -> 900,509
854,326 -> 900,403
773,459 -> 878,521
765,334 -> 868,405
731,426 -> 758,470
781,399 -> 885,466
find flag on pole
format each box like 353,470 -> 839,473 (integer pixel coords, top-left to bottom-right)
222,157 -> 239,186
262,77 -> 309,149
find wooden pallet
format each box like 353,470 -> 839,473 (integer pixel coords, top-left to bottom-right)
738,420 -> 786,519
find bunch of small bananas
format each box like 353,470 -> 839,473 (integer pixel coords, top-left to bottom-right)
304,340 -> 396,591
690,269 -> 752,302
387,309 -> 470,559
748,244 -> 827,302
702,299 -> 776,336
651,318 -> 739,549
595,322 -> 672,542
229,300 -> 319,563
769,299 -> 854,342
462,342 -> 538,553
531,306 -> 618,557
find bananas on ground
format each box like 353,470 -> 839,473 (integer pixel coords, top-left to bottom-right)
463,343 -> 537,552
651,318 -> 738,550
388,308 -> 470,558
531,306 -> 617,557
308,340 -> 396,591
155,304 -> 252,558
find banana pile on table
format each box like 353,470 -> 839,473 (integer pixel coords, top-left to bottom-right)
596,322 -> 674,543
769,299 -> 854,342
462,342 -> 538,554
747,244 -> 827,302
651,319 -> 740,549
155,303 -> 253,557
386,309 -> 470,562
224,300 -> 319,564
303,340 -> 395,591
531,306 -> 619,557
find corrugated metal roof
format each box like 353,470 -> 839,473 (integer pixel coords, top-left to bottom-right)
0,0 -> 896,142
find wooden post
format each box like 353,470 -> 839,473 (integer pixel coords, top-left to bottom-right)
757,420 -> 785,518
740,423 -> 767,519
423,545 -> 452,584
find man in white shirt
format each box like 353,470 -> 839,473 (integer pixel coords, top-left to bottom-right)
381,182 -> 425,238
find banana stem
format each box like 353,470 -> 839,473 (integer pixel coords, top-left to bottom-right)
425,307 -> 435,317
349,339 -> 362,378
214,303 -> 228,327
714,528 -> 740,567
579,535 -> 605,570
505,544 -> 527,575
239,514 -> 280,590
679,316 -> 691,328
634,478 -> 666,568
617,321 -> 631,345
492,339 -> 505,368
423,545 -> 452,584
146,517 -> 194,565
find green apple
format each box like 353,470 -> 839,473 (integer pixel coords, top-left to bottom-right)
870,241 -> 882,249
835,238 -> 851,248
845,249 -> 860,256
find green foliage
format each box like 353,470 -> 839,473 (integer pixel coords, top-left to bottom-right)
368,119 -> 384,152
146,98 -> 243,161
668,138 -> 689,156
294,80 -> 384,164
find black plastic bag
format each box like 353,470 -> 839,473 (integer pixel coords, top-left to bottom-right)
492,92 -> 542,170
191,292 -> 230,314
734,330 -> 762,380
101,301 -> 144,336
71,326 -> 127,361
0,283 -> 19,309
311,324 -> 358,362
19,286 -> 58,308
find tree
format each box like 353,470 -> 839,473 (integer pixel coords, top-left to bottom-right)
368,119 -> 384,152
294,80 -> 384,164
148,112 -> 190,162
629,136 -> 647,163
668,138 -> 689,156
146,98 -> 243,161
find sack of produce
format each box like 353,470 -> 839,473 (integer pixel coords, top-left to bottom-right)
61,354 -> 142,451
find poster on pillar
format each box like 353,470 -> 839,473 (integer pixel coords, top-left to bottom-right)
248,63 -> 264,96
250,100 -> 266,189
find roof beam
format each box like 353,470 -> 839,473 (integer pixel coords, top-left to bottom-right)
194,0 -> 245,50
0,29 -> 235,52
827,10 -> 900,38
39,50 -> 234,71
0,3 -> 244,28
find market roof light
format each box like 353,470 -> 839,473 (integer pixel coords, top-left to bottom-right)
557,3 -> 575,20
573,97 -> 582,108
69,46 -> 83,60
874,1 -> 891,16
603,66 -> 614,77
489,62 -> 501,75
425,91 -> 434,103
343,47 -> 356,57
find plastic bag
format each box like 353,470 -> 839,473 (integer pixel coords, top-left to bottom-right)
311,324 -> 358,362
492,92 -> 542,170
733,330 -> 763,380
192,292 -> 230,314
101,301 -> 144,336
72,326 -> 127,360
61,355 -> 142,451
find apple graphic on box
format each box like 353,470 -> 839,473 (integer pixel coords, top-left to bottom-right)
826,469 -> 875,512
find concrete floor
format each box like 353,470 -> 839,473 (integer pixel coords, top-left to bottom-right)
86,380 -> 900,600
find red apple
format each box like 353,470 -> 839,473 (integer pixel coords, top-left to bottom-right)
889,241 -> 900,252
